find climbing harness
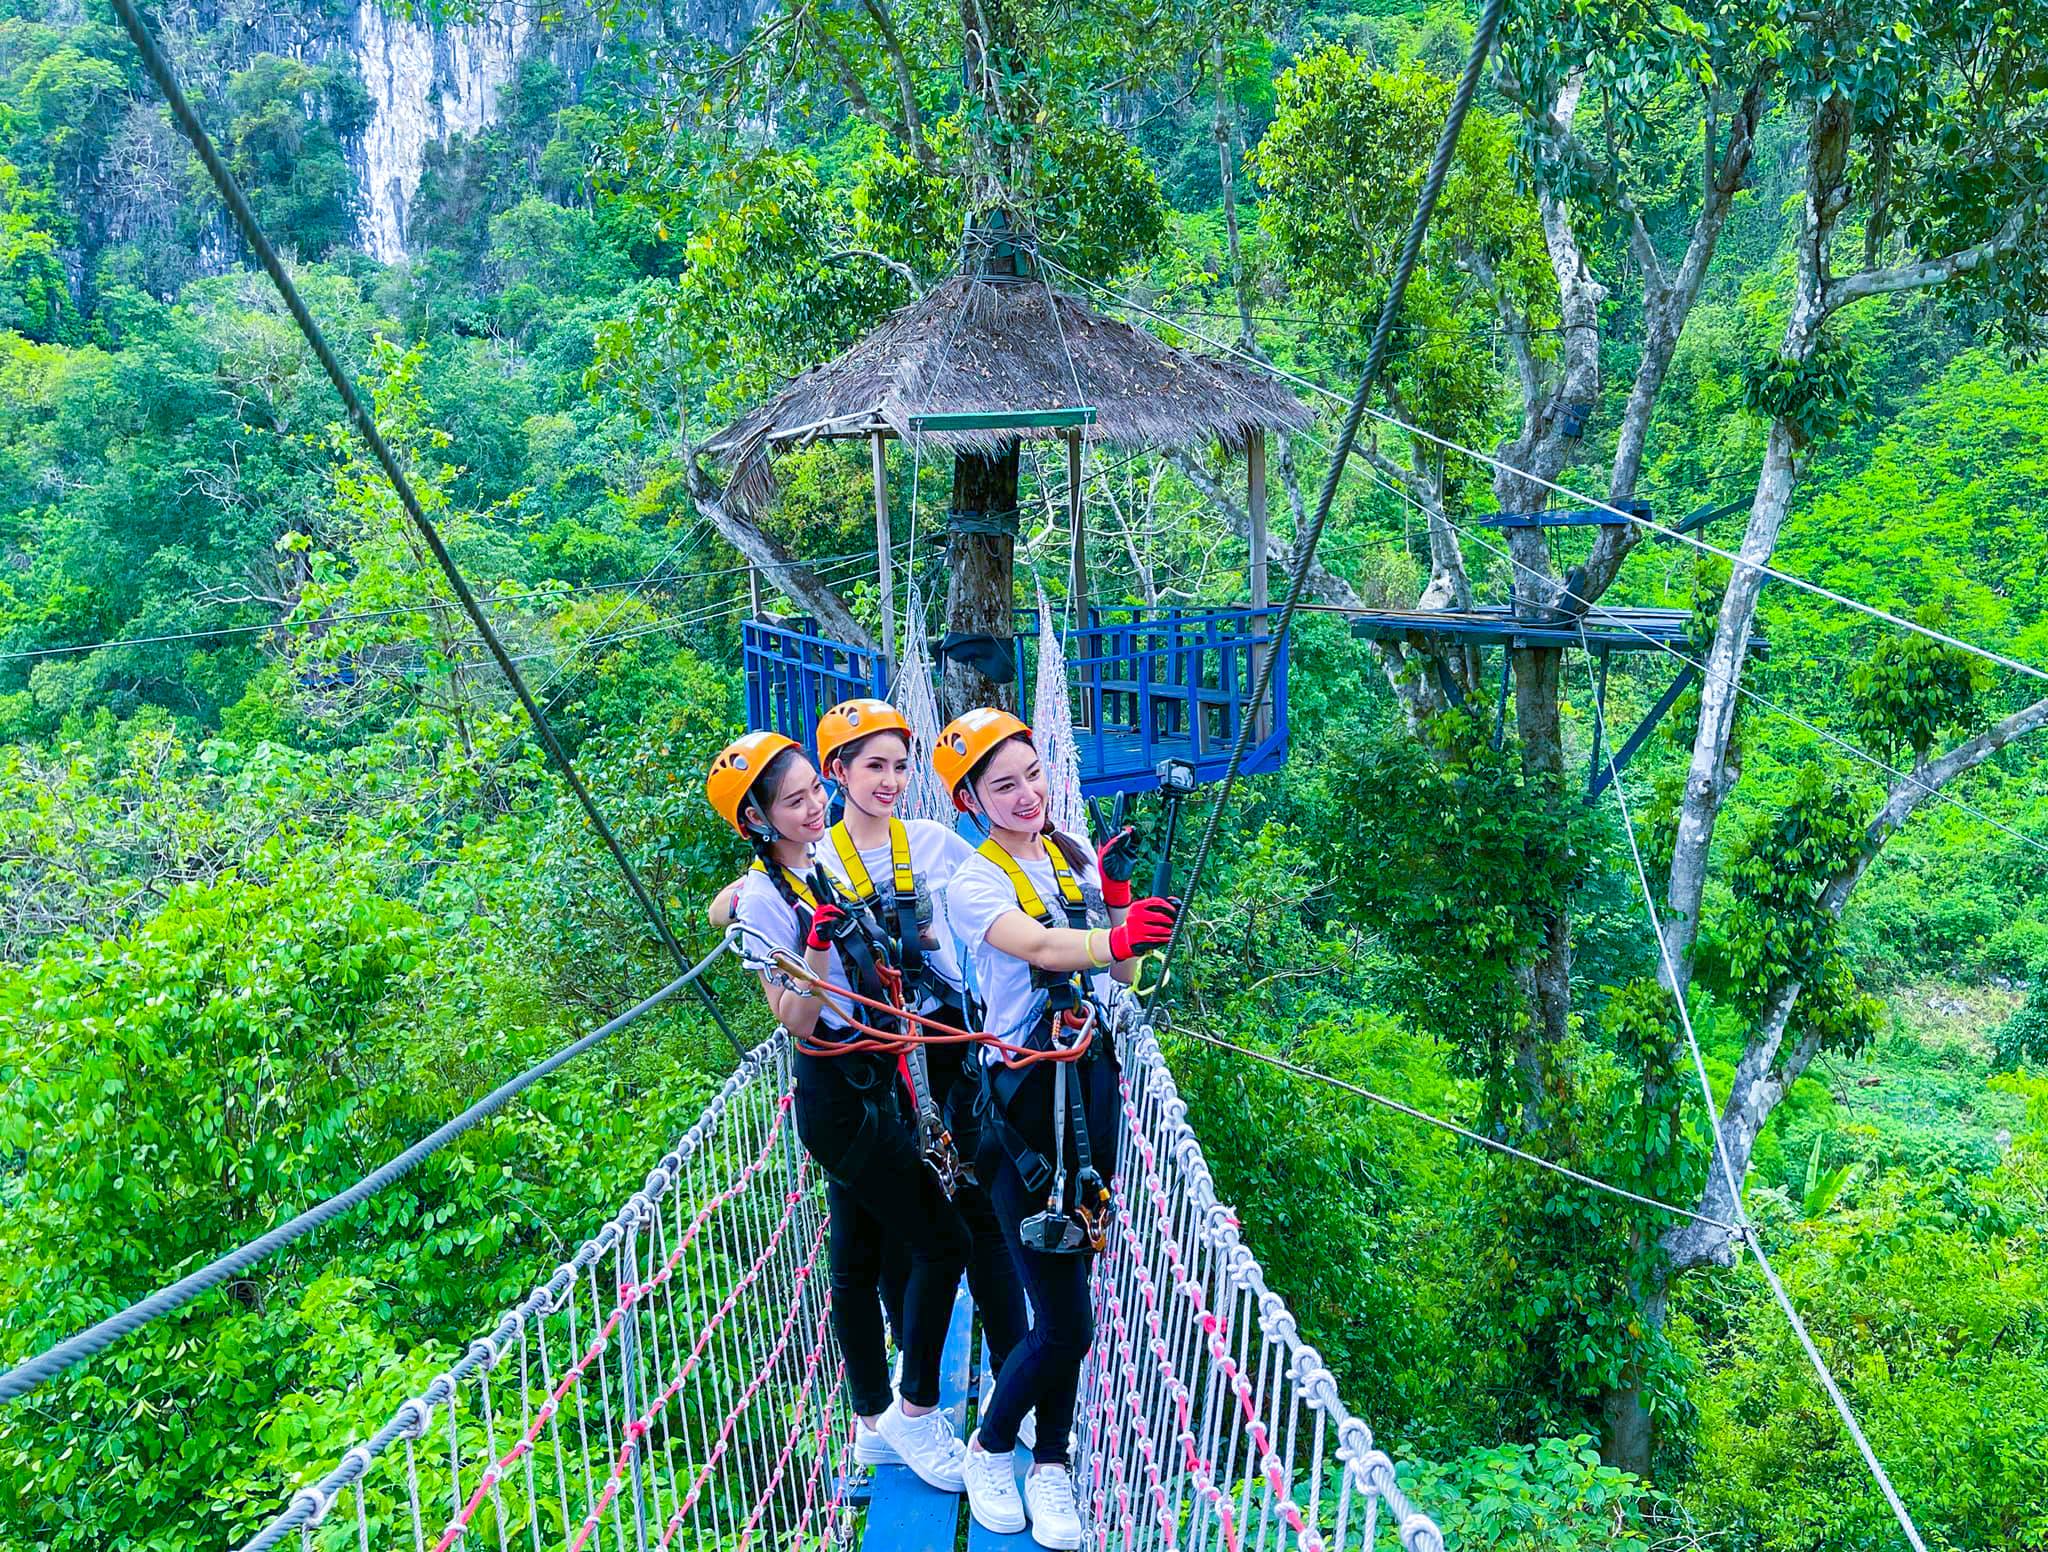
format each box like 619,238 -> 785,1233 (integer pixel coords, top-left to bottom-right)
825,816 -> 965,1193
1016,1005 -> 1112,1254
972,832 -> 1114,1253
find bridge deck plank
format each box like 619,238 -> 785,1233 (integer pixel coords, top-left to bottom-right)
859,1284 -> 971,1551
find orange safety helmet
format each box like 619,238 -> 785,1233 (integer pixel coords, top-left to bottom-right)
815,697 -> 912,770
932,707 -> 1032,810
705,730 -> 802,837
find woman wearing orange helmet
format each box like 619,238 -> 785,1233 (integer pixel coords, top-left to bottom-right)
933,708 -> 1180,1547
704,730 -> 970,1494
808,700 -> 1034,1432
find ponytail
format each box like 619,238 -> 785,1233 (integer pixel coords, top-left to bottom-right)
1043,826 -> 1093,875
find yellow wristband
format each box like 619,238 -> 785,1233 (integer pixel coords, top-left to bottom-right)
1084,929 -> 1110,969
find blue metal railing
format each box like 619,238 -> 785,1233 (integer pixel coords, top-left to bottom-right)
740,606 -> 1289,797
742,616 -> 890,751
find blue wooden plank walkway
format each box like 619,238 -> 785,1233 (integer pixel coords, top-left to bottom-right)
860,1283 -> 973,1549
964,1335 -> 1039,1552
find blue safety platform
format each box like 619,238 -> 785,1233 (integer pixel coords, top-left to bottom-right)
851,1285 -> 1050,1550
744,605 -> 1290,798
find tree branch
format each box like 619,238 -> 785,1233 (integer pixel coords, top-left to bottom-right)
1823,692 -> 2048,914
859,0 -> 938,172
808,12 -> 915,159
1167,448 -> 1361,607
684,459 -> 875,648
820,247 -> 923,296
1824,188 -> 2043,311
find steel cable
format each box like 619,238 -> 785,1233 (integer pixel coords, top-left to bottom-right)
105,0 -> 741,1059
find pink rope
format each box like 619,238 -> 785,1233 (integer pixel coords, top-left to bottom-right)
650,1218 -> 832,1549
1105,1194 -> 1238,1548
730,1290 -> 838,1550
571,1207 -> 825,1552
427,1095 -> 796,1552
786,1359 -> 849,1551
1094,1273 -> 1181,1547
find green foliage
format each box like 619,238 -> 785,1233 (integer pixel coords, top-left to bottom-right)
1993,979 -> 2048,1073
1030,117 -> 1169,280
1687,1081 -> 2048,1550
669,147 -> 906,406
220,54 -> 370,259
1742,336 -> 1870,447
1718,768 -> 1885,1057
0,156 -> 65,338
2,4 -> 2048,1549
1399,1435 -> 1669,1552
1334,711 -> 1602,1106
1847,608 -> 1991,765
1252,49 -> 1545,439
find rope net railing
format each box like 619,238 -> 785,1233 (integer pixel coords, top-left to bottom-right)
244,1037 -> 856,1552
246,1004 -> 1441,1552
1081,993 -> 1440,1552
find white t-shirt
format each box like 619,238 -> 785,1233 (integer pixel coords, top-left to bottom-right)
814,818 -> 976,1007
732,853 -> 855,1032
946,838 -> 1111,1055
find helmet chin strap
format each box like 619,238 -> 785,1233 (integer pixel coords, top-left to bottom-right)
742,800 -> 781,844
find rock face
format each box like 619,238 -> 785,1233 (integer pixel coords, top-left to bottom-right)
351,4 -> 533,262
342,0 -> 771,262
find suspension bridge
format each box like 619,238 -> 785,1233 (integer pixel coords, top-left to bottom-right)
237,988 -> 1439,1552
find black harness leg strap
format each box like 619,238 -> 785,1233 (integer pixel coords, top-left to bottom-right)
979,1060 -> 1054,1197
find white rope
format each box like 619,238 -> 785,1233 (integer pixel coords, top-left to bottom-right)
1036,253 -> 2048,688
1032,578 -> 1089,840
891,580 -> 955,824
1578,626 -> 1932,1552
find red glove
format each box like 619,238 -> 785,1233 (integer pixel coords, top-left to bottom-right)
1109,896 -> 1179,960
1096,826 -> 1139,909
805,901 -> 851,952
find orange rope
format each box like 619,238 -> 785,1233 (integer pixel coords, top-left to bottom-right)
769,950 -> 1095,1070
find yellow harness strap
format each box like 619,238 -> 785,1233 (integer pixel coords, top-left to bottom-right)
750,857 -> 817,911
828,818 -> 915,906
976,834 -> 1085,926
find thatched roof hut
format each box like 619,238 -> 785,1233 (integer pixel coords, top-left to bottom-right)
703,273 -> 1313,514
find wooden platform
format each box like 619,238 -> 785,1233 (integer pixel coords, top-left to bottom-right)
857,1290 -> 1046,1551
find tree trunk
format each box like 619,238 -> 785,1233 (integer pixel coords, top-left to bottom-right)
1599,1271 -> 1667,1475
944,444 -> 1020,717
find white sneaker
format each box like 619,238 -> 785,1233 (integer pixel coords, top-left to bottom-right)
1024,1463 -> 1083,1549
875,1401 -> 965,1492
963,1431 -> 1028,1533
853,1417 -> 900,1466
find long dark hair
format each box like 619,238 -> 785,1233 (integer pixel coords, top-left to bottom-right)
964,732 -> 1093,874
742,744 -> 807,872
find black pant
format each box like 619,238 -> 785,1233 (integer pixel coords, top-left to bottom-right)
877,1028 -> 1032,1379
794,1049 -> 968,1416
976,1053 -> 1121,1466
